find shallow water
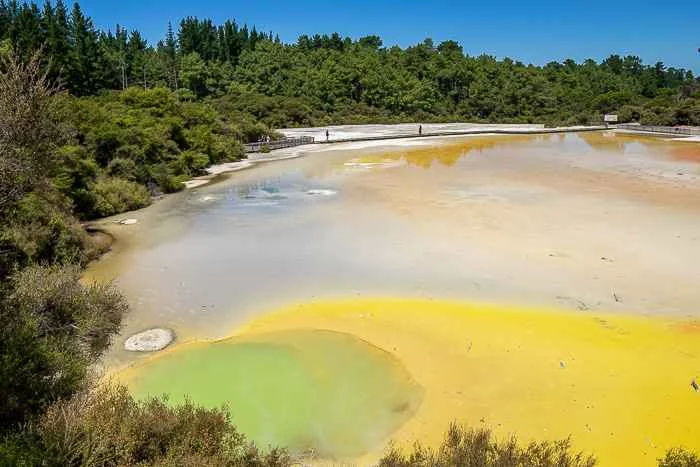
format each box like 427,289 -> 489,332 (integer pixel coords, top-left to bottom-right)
89,131 -> 700,463
120,329 -> 422,458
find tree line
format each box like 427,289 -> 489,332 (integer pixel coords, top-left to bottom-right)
0,0 -> 273,94
1,0 -> 698,126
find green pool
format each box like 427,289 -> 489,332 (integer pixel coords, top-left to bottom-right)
123,329 -> 423,459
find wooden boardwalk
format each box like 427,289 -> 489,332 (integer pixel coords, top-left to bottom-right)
244,136 -> 314,153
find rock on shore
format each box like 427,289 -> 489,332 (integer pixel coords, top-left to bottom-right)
124,328 -> 175,352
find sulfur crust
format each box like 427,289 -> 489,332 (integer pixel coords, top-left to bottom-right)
228,298 -> 699,466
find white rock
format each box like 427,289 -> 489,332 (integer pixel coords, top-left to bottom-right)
124,328 -> 174,352
306,189 -> 337,196
119,218 -> 138,225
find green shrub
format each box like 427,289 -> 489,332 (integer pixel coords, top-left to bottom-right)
0,265 -> 127,432
212,137 -> 245,162
378,423 -> 596,467
106,157 -> 138,181
150,164 -> 186,194
260,144 -> 271,153
31,385 -> 290,466
0,191 -> 90,276
178,150 -> 211,174
90,177 -> 151,218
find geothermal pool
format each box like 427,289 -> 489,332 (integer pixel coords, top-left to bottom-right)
120,329 -> 422,458
89,131 -> 700,465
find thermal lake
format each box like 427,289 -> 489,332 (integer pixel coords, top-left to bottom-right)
88,131 -> 700,465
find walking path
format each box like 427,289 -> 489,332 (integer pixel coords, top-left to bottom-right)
281,123 -> 606,145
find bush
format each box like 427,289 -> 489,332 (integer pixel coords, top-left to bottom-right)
0,191 -> 91,277
659,448 -> 700,467
106,157 -> 139,181
0,265 -> 127,432
378,423 -> 596,467
90,177 -> 151,218
28,385 -> 290,466
55,88 -> 245,217
149,163 -> 185,194
178,150 -> 211,175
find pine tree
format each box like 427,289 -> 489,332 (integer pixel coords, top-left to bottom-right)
15,2 -> 43,59
43,0 -> 70,84
202,18 -> 217,61
165,21 -> 178,90
240,24 -> 249,50
220,19 -> 241,65
68,1 -> 100,94
0,1 -> 12,40
40,1 -> 53,38
165,21 -> 176,61
127,29 -> 147,88
1,0 -> 19,45
249,25 -> 258,49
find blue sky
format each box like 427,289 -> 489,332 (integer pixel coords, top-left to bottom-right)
80,0 -> 699,73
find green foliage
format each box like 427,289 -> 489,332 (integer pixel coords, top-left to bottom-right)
52,87 -> 246,216
0,38 -> 11,58
90,177 -> 151,218
378,423 -> 596,467
0,49 -> 62,213
106,156 -> 138,180
658,448 -> 700,467
0,265 -> 127,432
4,385 -> 290,466
0,192 -> 90,274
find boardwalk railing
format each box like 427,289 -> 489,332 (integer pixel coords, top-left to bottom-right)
244,136 -> 315,153
617,124 -> 700,136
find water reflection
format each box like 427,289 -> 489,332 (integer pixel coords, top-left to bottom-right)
352,134 -> 546,169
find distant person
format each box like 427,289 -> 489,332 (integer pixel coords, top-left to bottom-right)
419,125 -> 422,136
326,130 -> 329,141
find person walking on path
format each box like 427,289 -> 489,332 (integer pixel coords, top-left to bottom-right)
419,124 -> 423,136
326,130 -> 330,141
